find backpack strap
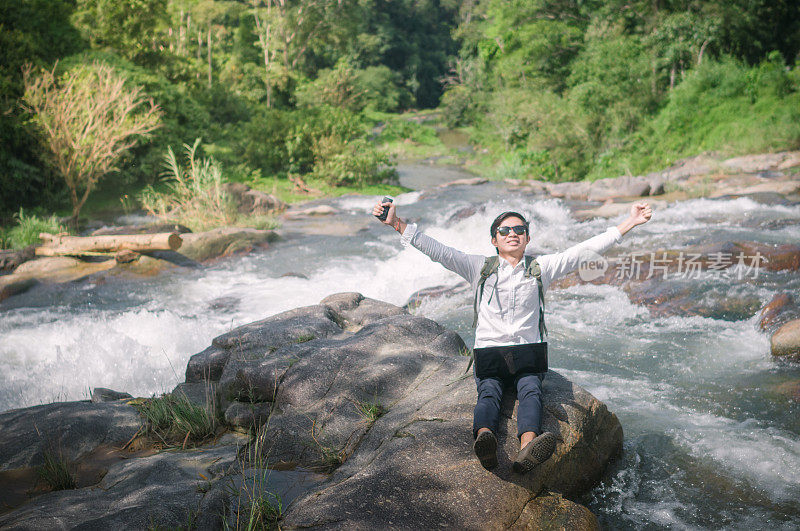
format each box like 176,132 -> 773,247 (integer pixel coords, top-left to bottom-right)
524,256 -> 547,339
472,256 -> 499,328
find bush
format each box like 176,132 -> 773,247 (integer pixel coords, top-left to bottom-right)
5,208 -> 69,249
295,59 -> 408,113
310,136 -> 396,187
138,138 -> 239,231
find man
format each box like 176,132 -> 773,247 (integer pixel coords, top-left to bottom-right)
373,200 -> 652,472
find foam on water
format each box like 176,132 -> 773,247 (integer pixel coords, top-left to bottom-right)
0,306 -> 221,410
560,368 -> 800,507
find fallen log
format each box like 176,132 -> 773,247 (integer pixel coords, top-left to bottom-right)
36,232 -> 182,257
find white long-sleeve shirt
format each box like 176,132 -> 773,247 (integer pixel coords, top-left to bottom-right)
400,223 -> 623,348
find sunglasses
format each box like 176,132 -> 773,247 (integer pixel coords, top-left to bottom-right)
496,225 -> 528,236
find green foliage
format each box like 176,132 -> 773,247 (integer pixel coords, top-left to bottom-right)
37,451 -> 77,491
134,391 -> 218,446
139,138 -> 238,231
6,208 -> 69,249
71,0 -> 168,65
353,398 -> 385,423
453,0 -> 800,181
592,54 -> 800,178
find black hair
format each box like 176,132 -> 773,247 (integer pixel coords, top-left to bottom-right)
490,211 -> 529,237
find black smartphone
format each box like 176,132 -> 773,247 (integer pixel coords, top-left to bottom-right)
376,196 -> 393,221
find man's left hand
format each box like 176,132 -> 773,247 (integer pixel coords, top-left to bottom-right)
630,201 -> 652,226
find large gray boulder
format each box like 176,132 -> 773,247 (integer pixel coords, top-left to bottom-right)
0,443 -> 237,530
184,293 -> 622,527
0,401 -> 142,471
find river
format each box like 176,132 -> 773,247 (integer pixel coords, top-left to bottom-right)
1,163 -> 799,528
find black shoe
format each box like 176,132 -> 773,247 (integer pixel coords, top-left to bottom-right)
512,432 -> 556,474
473,430 -> 498,469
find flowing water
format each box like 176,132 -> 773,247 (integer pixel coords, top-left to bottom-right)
2,166 -> 800,528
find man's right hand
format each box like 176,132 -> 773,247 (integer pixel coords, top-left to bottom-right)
373,201 -> 405,233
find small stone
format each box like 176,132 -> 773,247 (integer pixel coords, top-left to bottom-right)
91,388 -> 133,403
771,319 -> 800,359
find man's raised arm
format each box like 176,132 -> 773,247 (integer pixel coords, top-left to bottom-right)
538,201 -> 652,285
372,200 -> 481,283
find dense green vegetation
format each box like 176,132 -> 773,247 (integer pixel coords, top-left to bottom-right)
443,0 -> 800,181
1,0 -> 799,234
1,0 -> 459,224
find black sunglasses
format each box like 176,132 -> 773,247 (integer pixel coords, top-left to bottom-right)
496,225 -> 528,236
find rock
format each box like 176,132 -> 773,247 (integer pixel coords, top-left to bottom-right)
172,382 -> 219,413
572,199 -> 667,221
439,177 -> 488,187
0,401 -> 141,470
90,388 -> 133,403
721,153 -> 789,173
91,223 -> 192,236
758,293 -> 800,334
448,205 -> 486,224
0,443 -> 236,530
224,401 -> 272,430
777,152 -> 800,170
511,492 -> 599,530
405,282 -> 471,310
283,205 -> 339,218
548,181 -> 590,200
221,182 -> 286,214
208,296 -> 240,311
0,277 -> 39,303
179,228 -> 278,262
10,256 -> 116,283
0,257 -> 117,301
181,294 -> 621,527
771,319 -> 800,359
709,180 -> 800,198
587,176 -> 651,201
0,245 -> 35,274
659,154 -> 718,181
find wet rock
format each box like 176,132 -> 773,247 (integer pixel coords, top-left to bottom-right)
624,280 -> 761,320
91,223 -> 192,236
548,181 -> 590,200
208,295 -> 240,312
712,192 -> 798,206
0,277 -> 39,302
179,227 -> 279,262
439,177 -> 488,187
111,254 -> 179,276
405,282 -> 471,310
0,257 -> 117,301
758,293 -> 800,334
0,245 -> 35,274
771,319 -> 800,360
447,205 -> 486,224
90,388 -> 133,403
284,205 -> 339,218
0,401 -> 141,470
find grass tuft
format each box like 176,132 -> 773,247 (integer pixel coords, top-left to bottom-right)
37,450 -> 76,491
134,392 -> 218,447
353,398 -> 385,423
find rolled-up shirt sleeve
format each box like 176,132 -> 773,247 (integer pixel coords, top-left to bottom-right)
400,223 -> 481,283
538,226 -> 622,287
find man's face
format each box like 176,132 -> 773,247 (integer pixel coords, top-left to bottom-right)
491,216 -> 530,255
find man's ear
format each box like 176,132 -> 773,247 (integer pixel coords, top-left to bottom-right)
491,236 -> 497,248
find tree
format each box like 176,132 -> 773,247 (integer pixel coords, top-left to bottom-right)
22,61 -> 161,223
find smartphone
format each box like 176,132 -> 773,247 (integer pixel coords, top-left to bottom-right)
376,196 -> 393,221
